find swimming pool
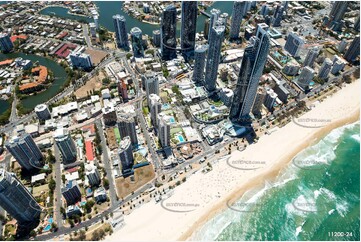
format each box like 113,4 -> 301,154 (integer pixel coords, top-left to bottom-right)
162,103 -> 170,110
177,135 -> 185,143
43,217 -> 53,232
169,117 -> 176,124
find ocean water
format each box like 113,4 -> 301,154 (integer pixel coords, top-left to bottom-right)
193,122 -> 360,241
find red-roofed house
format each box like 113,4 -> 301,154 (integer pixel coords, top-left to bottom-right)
85,140 -> 95,161
10,35 -> 28,43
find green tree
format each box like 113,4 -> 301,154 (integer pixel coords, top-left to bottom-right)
103,178 -> 109,189
48,178 -> 56,191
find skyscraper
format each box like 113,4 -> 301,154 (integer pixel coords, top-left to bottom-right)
260,3 -> 269,16
0,169 -> 41,226
264,88 -> 278,111
149,94 -> 162,129
284,32 -> 304,57
0,33 -> 14,53
328,1 -> 348,31
318,58 -> 332,80
113,15 -> 129,50
118,136 -> 134,176
204,19 -> 210,39
252,87 -> 266,118
152,30 -> 161,47
338,39 -> 348,53
161,5 -> 177,60
117,106 -> 138,146
180,1 -> 198,55
230,25 -> 270,122
344,36 -> 360,63
303,47 -> 319,68
54,128 -> 77,164
204,24 -> 225,92
273,5 -> 284,27
297,66 -> 315,90
158,113 -> 172,148
192,45 -> 208,83
130,27 -> 144,57
230,1 -> 247,40
209,9 -> 221,36
6,132 -> 43,171
145,72 -> 159,102
354,14 -> 360,32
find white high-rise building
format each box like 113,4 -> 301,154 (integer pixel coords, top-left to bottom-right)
149,94 -> 162,129
158,113 -> 172,148
264,88 -> 278,111
54,128 -> 77,164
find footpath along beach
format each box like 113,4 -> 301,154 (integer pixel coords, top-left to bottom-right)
106,79 -> 360,241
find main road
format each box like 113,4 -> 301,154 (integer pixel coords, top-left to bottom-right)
53,145 -> 64,229
95,119 -> 118,209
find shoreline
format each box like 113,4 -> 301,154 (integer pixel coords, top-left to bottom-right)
106,80 -> 360,241
181,101 -> 360,241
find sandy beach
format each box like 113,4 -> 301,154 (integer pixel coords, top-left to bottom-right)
106,80 -> 360,241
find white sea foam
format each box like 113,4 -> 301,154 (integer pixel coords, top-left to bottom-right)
319,188 -> 337,200
336,200 -> 349,218
328,209 -> 335,215
295,221 -> 306,237
351,134 -> 360,143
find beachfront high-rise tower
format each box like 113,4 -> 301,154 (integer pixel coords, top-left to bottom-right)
161,5 -> 177,60
118,136 -> 134,177
204,24 -> 225,92
113,14 -> 129,50
344,36 -> 360,63
180,1 -> 198,56
229,24 -> 270,122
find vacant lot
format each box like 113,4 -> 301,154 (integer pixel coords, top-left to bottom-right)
115,165 -> 155,199
74,70 -> 105,100
84,48 -> 108,65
